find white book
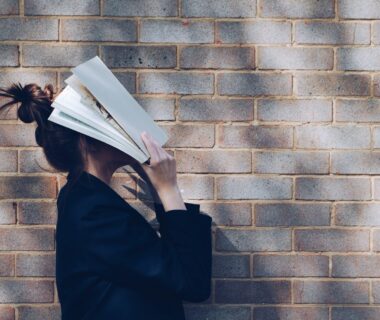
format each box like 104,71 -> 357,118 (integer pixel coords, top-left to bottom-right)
47,56 -> 169,164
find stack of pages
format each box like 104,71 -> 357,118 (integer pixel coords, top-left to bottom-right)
47,55 -> 169,164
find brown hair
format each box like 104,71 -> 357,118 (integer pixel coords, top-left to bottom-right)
0,82 -> 100,192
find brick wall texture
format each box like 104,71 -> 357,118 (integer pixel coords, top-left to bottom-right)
1,0 -> 380,319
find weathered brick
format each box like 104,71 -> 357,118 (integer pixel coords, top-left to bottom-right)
217,176 -> 292,200
257,99 -> 332,122
134,97 -> 175,121
295,125 -> 371,149
374,23 -> 380,44
161,124 -> 214,147
337,48 -> 380,71
255,203 -> 331,226
62,19 -> 137,42
140,19 -> 213,43
103,0 -> 177,16
0,71 -> 56,88
0,150 -> 17,172
332,255 -> 380,277
338,0 -> 380,19
217,73 -> 292,96
212,254 -> 250,278
215,228 -> 292,251
0,18 -> 58,40
253,254 -> 329,277
0,125 -> 38,147
0,202 -> 16,224
0,96 -> 18,120
216,21 -> 291,44
372,282 -> 380,303
23,44 -> 98,67
260,0 -> 334,18
332,151 -> 380,174
200,202 -> 252,226
177,175 -> 214,200
182,0 -> 255,17
0,0 -> 18,15
375,77 -> 380,97
332,307 -> 380,320
0,254 -> 14,276
215,280 -> 291,303
295,22 -> 370,45
336,99 -> 380,122
372,230 -> 380,251
20,149 -> 57,173
295,229 -> 370,252
296,74 -> 370,96
374,179 -> 380,200
254,307 -> 329,320
335,203 -> 380,226
17,305 -> 61,320
258,47 -> 333,70
176,150 -> 251,173
0,45 -> 18,67
373,128 -> 380,149
0,227 -> 54,250
180,46 -> 254,69
184,305 -> 251,320
16,253 -> 55,276
0,176 -> 56,199
179,98 -> 253,121
25,0 -> 99,15
18,202 -> 57,225
139,72 -> 214,94
254,151 -> 329,174
102,45 -> 176,68
0,279 -> 54,303
294,280 -> 369,304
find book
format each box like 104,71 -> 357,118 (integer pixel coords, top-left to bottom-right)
47,55 -> 169,164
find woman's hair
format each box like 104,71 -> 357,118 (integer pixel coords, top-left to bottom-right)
0,82 -> 100,191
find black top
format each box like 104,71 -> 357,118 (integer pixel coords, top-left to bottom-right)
55,170 -> 213,320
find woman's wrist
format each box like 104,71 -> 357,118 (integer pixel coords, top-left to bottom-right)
156,184 -> 187,212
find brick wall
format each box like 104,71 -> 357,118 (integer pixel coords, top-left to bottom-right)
1,0 -> 380,319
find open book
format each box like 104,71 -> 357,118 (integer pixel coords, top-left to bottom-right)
47,55 -> 169,164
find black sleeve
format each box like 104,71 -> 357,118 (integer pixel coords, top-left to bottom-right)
81,202 -> 212,302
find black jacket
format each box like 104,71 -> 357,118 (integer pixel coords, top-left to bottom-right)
55,170 -> 213,320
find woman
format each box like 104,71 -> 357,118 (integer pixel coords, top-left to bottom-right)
0,82 -> 213,320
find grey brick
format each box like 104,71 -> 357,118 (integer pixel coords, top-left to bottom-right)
219,125 -> 293,148
102,45 -> 176,68
139,72 -> 213,94
0,279 -> 54,303
257,99 -> 332,122
253,254 -> 329,277
212,254 -> 250,278
0,124 -> 38,147
0,227 -> 55,250
254,151 -> 329,174
216,228 -> 292,252
295,229 -> 370,252
332,307 -> 380,320
332,255 -> 380,277
19,149 -> 57,173
254,307 -> 329,320
372,282 -> 380,303
258,47 -> 333,70
217,21 -> 291,44
18,201 -> 57,225
337,48 -> 380,71
336,99 -> 380,122
0,45 -> 18,67
336,203 -> 380,226
295,125 -> 371,149
373,128 -> 380,148
375,76 -> 380,97
372,231 -> 380,251
0,71 -> 56,88
295,74 -> 370,96
0,254 -> 14,276
294,281 -> 369,304
255,203 -> 331,226
182,0 -> 256,18
134,97 -> 175,121
178,98 -> 253,121
374,23 -> 380,44
374,179 -> 380,200
177,175 -> 214,199
25,0 -> 99,15
103,0 -> 177,17
295,22 -> 370,45
0,202 -> 16,224
62,19 -> 137,42
23,45 -> 97,67
16,253 -> 55,277
184,306 -> 251,320
260,0 -> 334,18
338,0 -> 380,19
140,19 -> 213,43
200,202 -> 252,226
0,150 -> 17,172
217,73 -> 292,96
295,177 -> 371,201
162,124 -> 215,148
17,306 -> 61,320
216,176 -> 293,200
332,151 -> 380,174
0,0 -> 18,14
215,280 -> 291,303
0,18 -> 58,41
180,46 -> 255,69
